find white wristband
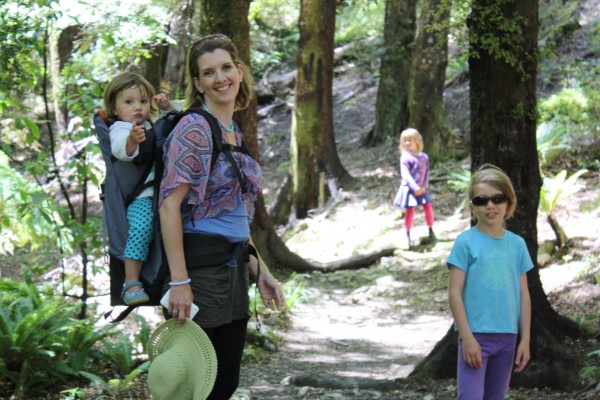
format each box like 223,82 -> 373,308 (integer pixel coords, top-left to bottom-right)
169,278 -> 191,286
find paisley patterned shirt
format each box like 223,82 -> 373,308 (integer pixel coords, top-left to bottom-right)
158,113 -> 262,223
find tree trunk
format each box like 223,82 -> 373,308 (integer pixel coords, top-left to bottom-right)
140,45 -> 164,94
408,0 -> 453,164
292,0 -> 351,220
365,0 -> 417,146
164,0 -> 193,98
412,0 -> 585,390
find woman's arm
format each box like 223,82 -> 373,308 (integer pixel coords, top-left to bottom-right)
246,237 -> 286,311
514,273 -> 531,372
449,266 -> 482,368
159,183 -> 194,322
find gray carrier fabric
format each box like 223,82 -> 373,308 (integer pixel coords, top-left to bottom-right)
93,114 -> 162,295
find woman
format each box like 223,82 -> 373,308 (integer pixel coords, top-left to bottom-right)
158,34 -> 285,399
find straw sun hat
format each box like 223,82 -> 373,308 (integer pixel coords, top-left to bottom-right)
148,319 -> 218,400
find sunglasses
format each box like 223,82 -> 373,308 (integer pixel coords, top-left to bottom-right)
191,34 -> 231,51
471,194 -> 508,206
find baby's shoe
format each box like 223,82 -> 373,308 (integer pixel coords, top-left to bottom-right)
121,280 -> 150,305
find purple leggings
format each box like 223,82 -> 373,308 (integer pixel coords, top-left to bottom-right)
457,333 -> 517,400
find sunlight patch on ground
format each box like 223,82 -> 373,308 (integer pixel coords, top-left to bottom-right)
540,261 -> 592,293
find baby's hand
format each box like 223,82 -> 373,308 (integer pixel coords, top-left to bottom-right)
155,91 -> 174,112
129,122 -> 146,144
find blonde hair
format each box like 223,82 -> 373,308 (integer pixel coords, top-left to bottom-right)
102,72 -> 157,123
184,34 -> 254,111
468,164 -> 517,220
399,128 -> 424,153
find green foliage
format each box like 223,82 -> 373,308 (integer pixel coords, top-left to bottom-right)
537,61 -> 600,165
0,0 -> 50,97
100,333 -> 144,377
538,0 -> 580,51
0,152 -> 72,255
0,277 -> 96,398
335,0 -> 383,45
0,276 -> 152,399
536,120 -> 569,164
539,88 -> 592,125
448,169 -> 471,211
578,365 -> 600,383
539,169 -> 588,214
79,360 -> 149,400
249,0 -> 299,74
62,317 -> 115,374
60,387 -> 87,400
446,51 -> 469,84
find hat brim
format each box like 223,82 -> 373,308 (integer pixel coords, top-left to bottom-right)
148,319 -> 217,399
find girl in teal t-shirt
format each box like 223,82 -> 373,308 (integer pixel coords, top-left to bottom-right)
447,164 -> 532,400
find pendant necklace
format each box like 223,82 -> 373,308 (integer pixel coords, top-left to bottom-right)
202,103 -> 235,132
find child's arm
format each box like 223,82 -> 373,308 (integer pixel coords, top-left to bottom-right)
449,265 -> 482,368
400,158 -> 420,191
127,122 -> 146,155
154,91 -> 183,115
110,121 -> 143,161
514,273 -> 531,372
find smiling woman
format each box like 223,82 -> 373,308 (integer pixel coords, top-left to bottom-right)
155,34 -> 286,400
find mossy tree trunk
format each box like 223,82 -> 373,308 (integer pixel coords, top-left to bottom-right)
412,0 -> 585,390
408,0 -> 452,164
291,0 -> 350,219
365,0 -> 417,146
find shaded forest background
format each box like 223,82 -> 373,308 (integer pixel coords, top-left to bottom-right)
0,0 -> 599,399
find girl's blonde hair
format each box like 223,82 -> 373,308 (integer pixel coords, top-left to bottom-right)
399,128 -> 424,153
184,34 -> 254,111
468,163 -> 517,220
102,72 -> 157,123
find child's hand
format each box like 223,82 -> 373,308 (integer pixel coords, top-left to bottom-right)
414,186 -> 426,196
155,91 -> 174,112
514,340 -> 530,372
129,122 -> 146,144
462,336 -> 482,368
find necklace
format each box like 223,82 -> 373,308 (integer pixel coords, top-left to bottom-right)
202,104 -> 235,132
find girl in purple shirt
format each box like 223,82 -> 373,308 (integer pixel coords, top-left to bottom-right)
393,128 -> 436,247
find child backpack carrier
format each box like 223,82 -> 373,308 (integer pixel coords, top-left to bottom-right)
94,107 -> 251,322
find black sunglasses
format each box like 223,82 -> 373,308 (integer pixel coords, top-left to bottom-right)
471,194 -> 508,206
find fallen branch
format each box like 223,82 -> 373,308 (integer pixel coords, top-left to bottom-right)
287,374 -> 406,391
296,246 -> 397,273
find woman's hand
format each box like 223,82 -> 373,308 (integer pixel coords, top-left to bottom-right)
247,255 -> 285,311
168,283 -> 194,323
257,270 -> 286,311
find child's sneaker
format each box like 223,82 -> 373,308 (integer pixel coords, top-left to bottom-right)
121,280 -> 150,305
